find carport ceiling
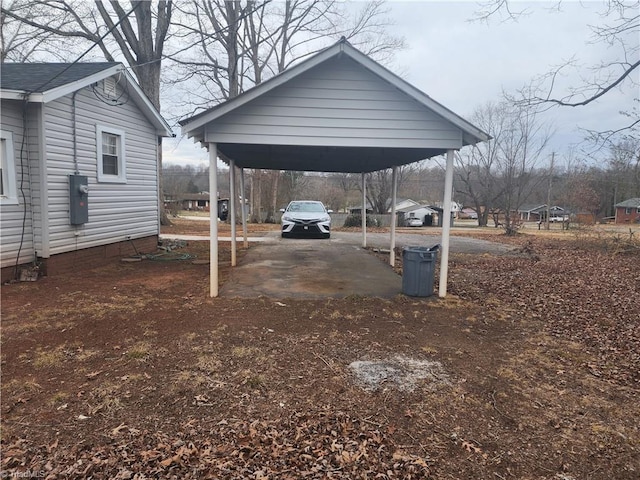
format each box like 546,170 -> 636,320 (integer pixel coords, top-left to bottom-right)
216,144 -> 449,173
180,38 -> 490,173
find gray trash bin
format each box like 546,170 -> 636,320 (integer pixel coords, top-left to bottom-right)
402,245 -> 439,297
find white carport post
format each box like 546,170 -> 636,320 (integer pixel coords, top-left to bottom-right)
240,168 -> 248,248
209,143 -> 219,297
361,173 -> 367,248
229,159 -> 237,267
438,149 -> 455,298
389,165 -> 398,267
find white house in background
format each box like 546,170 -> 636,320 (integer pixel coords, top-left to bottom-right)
0,63 -> 172,282
391,198 -> 419,212
397,204 -> 438,226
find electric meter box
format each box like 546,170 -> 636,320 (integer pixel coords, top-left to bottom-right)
69,174 -> 89,225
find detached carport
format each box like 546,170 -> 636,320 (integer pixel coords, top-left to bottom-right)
180,38 -> 489,298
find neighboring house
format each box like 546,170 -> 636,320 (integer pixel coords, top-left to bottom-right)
517,204 -> 547,221
391,198 -> 419,212
1,63 -> 172,282
516,204 -> 567,222
614,198 -> 640,224
348,198 -> 419,214
182,193 -> 211,211
397,204 -> 437,226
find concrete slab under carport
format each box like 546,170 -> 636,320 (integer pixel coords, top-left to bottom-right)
219,237 -> 402,299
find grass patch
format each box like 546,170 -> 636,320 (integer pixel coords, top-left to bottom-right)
32,346 -> 67,369
196,353 -> 221,373
87,382 -> 123,415
2,379 -> 43,397
49,391 -> 69,406
231,346 -> 261,358
126,342 -> 152,360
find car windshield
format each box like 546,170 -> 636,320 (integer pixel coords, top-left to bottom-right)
287,202 -> 325,213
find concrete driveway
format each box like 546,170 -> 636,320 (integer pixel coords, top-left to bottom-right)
216,231 -> 513,299
219,237 -> 401,299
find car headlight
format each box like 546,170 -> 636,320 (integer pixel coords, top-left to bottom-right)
321,215 -> 330,223
282,214 -> 293,222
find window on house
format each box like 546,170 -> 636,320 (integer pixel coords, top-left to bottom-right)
625,207 -> 632,215
96,125 -> 126,183
0,130 -> 18,204
637,207 -> 640,214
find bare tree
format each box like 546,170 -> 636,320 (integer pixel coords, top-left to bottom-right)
362,166 -> 414,214
1,1 -> 78,62
473,0 -> 639,145
2,1 -> 173,109
171,0 -> 404,221
606,138 -> 640,208
455,102 -> 510,227
327,172 -> 359,212
455,100 -> 552,233
2,1 -> 174,223
496,102 -> 552,234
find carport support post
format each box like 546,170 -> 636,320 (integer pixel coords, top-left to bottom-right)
438,149 -> 455,298
209,143 -> 219,297
240,168 -> 248,248
390,165 -> 398,267
361,173 -> 367,248
229,159 -> 237,267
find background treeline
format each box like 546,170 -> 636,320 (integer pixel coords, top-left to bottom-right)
163,137 -> 639,224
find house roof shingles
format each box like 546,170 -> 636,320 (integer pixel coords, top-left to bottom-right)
614,198 -> 640,208
0,63 -> 118,93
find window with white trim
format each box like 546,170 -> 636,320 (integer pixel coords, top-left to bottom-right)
0,130 -> 18,205
96,125 -> 126,183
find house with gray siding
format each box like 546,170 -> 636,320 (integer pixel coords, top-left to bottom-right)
0,63 -> 171,282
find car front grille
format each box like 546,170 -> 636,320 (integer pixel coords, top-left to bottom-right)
293,219 -> 321,226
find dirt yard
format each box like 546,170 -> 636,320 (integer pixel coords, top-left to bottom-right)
1,221 -> 639,479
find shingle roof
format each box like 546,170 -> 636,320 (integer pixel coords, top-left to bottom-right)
0,62 -> 118,93
614,198 -> 640,208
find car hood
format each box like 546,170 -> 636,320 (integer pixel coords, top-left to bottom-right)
285,212 -> 329,220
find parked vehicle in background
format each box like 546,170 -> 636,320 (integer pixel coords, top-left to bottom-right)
405,217 -> 423,227
280,201 -> 332,238
459,208 -> 478,219
550,215 -> 569,223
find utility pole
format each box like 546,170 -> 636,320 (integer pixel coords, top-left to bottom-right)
545,152 -> 555,230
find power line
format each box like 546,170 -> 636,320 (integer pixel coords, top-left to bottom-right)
31,1 -> 143,94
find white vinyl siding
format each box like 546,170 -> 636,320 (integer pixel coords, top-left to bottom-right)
0,101 -> 40,268
204,56 -> 462,149
43,82 -> 158,255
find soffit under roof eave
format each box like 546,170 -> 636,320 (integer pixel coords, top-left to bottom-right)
213,143 -> 450,174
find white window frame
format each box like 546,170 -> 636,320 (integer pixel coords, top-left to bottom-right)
96,125 -> 126,183
0,130 -> 18,205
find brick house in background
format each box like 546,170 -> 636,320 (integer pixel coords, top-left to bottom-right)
614,198 -> 640,224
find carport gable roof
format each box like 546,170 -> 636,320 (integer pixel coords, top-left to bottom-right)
180,38 -> 490,173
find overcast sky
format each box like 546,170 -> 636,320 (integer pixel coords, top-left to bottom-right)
163,1 -> 637,168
